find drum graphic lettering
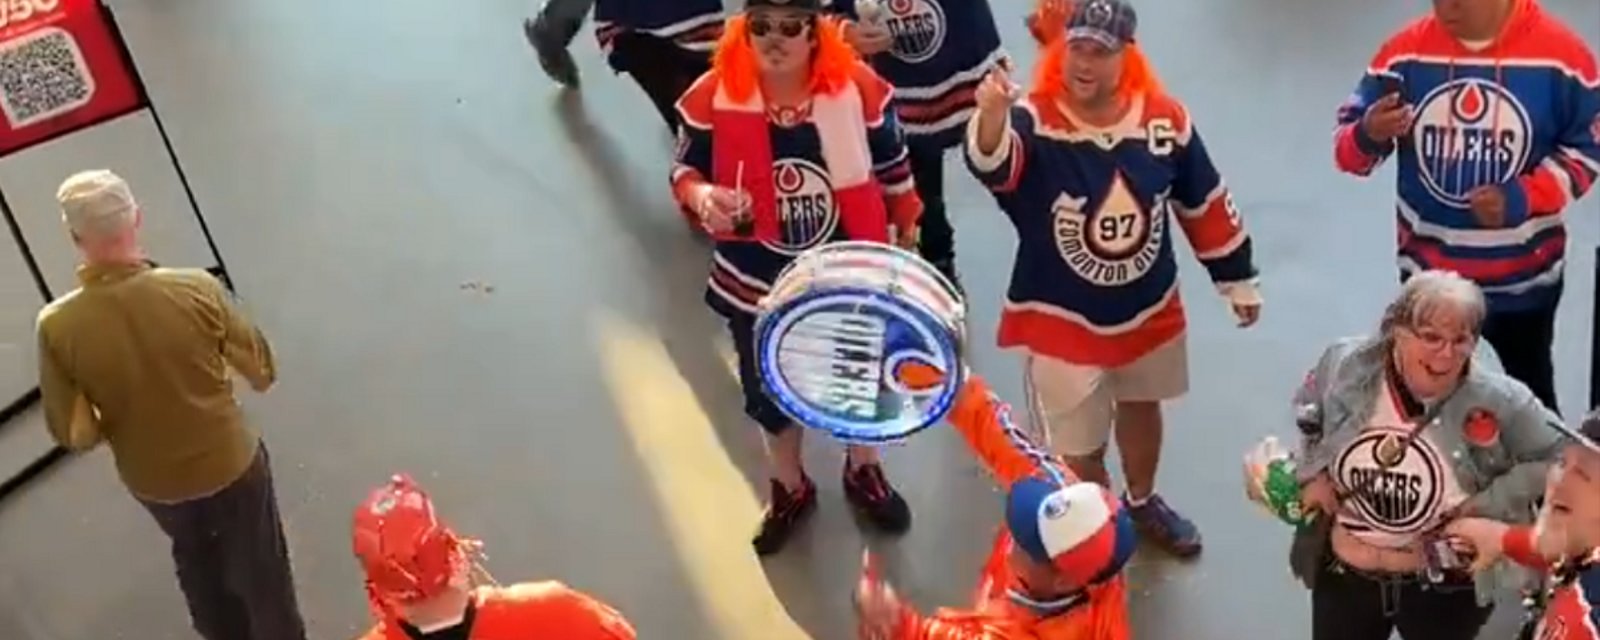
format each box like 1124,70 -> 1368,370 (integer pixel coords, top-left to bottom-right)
756,242 -> 965,443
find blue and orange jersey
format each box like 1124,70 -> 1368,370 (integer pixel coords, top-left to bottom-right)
963,93 -> 1257,367
593,0 -> 723,67
890,373 -> 1129,640
357,582 -> 635,640
824,0 -> 1007,148
1332,0 -> 1600,312
1501,526 -> 1600,640
671,62 -> 917,318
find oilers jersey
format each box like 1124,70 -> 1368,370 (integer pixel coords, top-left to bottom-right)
825,0 -> 1005,149
672,68 -> 918,318
593,0 -> 724,66
965,94 -> 1257,368
1333,0 -> 1600,312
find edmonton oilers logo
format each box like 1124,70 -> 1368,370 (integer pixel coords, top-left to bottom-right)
772,159 -> 839,254
755,288 -> 962,443
884,0 -> 946,64
1413,78 -> 1531,208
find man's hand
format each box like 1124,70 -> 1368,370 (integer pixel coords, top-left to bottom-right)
893,224 -> 917,250
854,551 -> 908,639
975,64 -> 1018,116
1220,281 -> 1263,328
1360,93 -> 1412,142
1300,472 -> 1340,517
693,183 -> 748,234
1444,517 -> 1511,573
1467,185 -> 1508,228
1233,301 -> 1262,328
845,21 -> 893,56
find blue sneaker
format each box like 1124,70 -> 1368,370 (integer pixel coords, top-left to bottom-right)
1126,492 -> 1202,558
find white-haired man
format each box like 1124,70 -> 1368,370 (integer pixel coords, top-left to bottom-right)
36,170 -> 305,640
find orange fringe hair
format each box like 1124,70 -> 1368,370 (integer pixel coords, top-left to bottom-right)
712,14 -> 859,103
1028,23 -> 1165,104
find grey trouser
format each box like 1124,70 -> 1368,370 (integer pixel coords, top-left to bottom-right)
139,445 -> 307,640
538,0 -> 594,40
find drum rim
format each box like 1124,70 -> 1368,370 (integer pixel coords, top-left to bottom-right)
753,285 -> 964,443
770,241 -> 966,310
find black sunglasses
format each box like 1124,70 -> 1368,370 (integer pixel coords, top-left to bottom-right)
748,14 -> 812,39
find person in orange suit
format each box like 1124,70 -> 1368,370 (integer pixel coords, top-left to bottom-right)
853,364 -> 1136,639
350,474 -> 636,640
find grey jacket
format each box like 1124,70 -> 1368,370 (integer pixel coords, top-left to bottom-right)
1287,335 -> 1563,604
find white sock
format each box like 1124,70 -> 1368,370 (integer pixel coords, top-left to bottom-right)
1125,491 -> 1153,507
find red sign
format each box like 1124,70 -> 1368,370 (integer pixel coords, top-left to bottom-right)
0,0 -> 144,157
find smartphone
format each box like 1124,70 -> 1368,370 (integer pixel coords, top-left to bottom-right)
1379,75 -> 1404,100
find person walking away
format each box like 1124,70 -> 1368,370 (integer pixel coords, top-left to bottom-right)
35,170 -> 306,640
1331,0 -> 1600,414
828,0 -> 1007,287
671,0 -> 925,555
964,0 -> 1263,558
351,474 -> 636,639
527,0 -> 722,135
525,0 -> 593,87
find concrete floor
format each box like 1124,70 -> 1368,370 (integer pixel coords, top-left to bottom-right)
0,0 -> 1596,638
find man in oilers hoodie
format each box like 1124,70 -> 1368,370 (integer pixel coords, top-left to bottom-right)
826,0 -> 1007,288
1333,0 -> 1600,414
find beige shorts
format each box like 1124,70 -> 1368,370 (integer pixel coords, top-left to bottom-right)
1023,334 -> 1189,457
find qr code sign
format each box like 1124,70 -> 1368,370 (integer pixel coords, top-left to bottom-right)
0,26 -> 95,128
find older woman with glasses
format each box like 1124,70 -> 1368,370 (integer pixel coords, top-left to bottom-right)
1285,270 -> 1564,640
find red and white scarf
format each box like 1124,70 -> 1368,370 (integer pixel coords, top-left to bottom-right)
709,76 -> 888,243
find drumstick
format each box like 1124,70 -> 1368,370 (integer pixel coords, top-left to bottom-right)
734,161 -> 755,236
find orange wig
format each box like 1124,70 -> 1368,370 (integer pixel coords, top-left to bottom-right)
1029,36 -> 1165,104
711,14 -> 859,104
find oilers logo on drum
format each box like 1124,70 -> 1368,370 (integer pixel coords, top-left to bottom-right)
882,0 -> 945,65
760,281 -> 959,442
1052,174 -> 1165,286
772,159 -> 839,254
1412,78 -> 1532,208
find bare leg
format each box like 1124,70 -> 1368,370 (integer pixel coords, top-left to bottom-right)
1114,400 -> 1163,500
1114,399 -> 1201,556
766,425 -> 806,490
844,444 -> 880,469
1063,447 -> 1112,487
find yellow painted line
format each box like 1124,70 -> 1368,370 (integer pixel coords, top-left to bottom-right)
595,313 -> 812,640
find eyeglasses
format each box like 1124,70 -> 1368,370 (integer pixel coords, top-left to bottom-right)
749,15 -> 811,39
1403,326 -> 1477,354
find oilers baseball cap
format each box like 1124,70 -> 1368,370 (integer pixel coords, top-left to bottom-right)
1005,478 -> 1137,587
744,0 -> 822,11
1067,0 -> 1138,50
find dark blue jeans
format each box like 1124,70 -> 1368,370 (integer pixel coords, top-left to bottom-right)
139,445 -> 306,640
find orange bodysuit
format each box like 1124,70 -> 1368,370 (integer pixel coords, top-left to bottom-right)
896,374 -> 1130,640
356,581 -> 635,640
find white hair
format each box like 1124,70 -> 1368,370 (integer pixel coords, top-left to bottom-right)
56,169 -> 137,239
1378,270 -> 1487,341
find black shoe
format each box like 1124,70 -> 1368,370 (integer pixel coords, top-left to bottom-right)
523,17 -> 580,88
752,476 -> 817,556
843,462 -> 911,534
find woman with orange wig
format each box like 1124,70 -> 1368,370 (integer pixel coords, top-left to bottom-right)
668,0 -> 924,556
965,0 -> 1265,560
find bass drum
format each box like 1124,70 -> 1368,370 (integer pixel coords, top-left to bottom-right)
754,241 -> 966,444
